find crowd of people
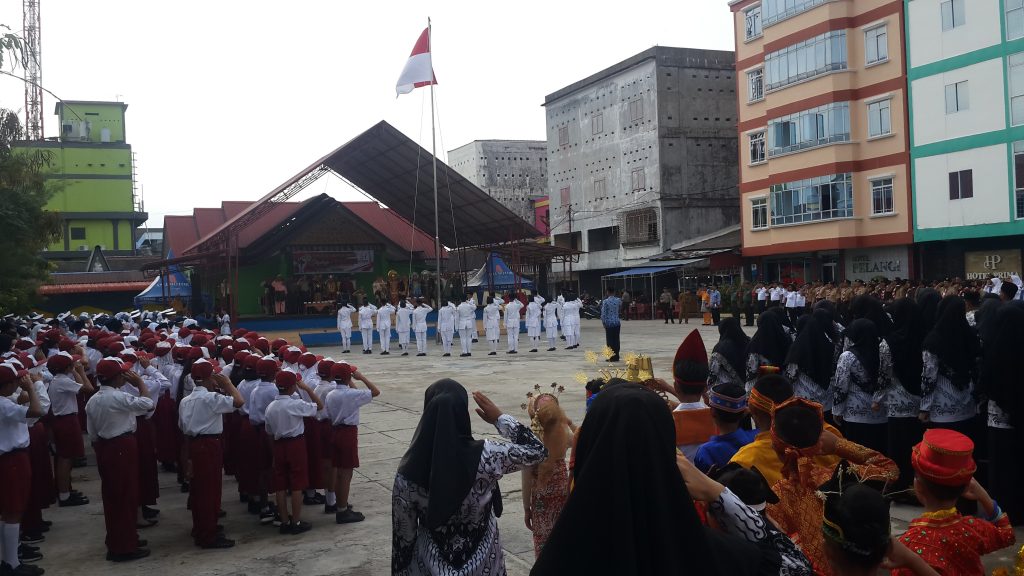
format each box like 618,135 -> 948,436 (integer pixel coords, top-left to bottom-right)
0,310 -> 381,574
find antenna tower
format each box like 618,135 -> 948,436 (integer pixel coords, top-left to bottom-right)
23,0 -> 43,140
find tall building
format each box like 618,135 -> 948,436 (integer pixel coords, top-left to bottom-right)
15,101 -> 147,259
448,140 -> 548,226
543,46 -> 739,291
907,0 -> 1024,280
729,0 -> 913,284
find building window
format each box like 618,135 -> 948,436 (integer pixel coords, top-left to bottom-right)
1015,142 -> 1024,218
944,81 -> 969,114
591,112 -> 604,135
941,0 -> 966,30
749,131 -> 766,164
770,173 -> 854,225
70,227 -> 86,240
1010,0 -> 1024,41
557,126 -> 568,146
747,68 -> 764,102
559,186 -> 570,210
867,99 -> 892,138
594,178 -> 606,199
751,198 -> 768,229
629,98 -> 644,122
1010,53 -> 1024,125
871,178 -> 894,215
617,207 -> 659,245
763,0 -> 829,26
767,102 -> 850,157
864,25 -> 888,65
948,169 -> 973,200
631,168 -> 646,191
764,30 -> 847,92
745,5 -> 763,39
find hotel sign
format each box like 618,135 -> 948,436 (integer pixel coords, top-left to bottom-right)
964,250 -> 1022,280
845,247 -> 907,281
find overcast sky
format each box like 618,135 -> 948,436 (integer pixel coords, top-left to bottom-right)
0,1 -> 734,225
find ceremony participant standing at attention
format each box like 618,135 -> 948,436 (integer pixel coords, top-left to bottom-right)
437,300 -> 456,357
832,319 -> 890,454
178,360 -> 243,549
325,362 -> 379,524
561,294 -> 582,349
709,285 -> 722,326
47,351 -> 92,508
396,299 -> 413,356
376,299 -> 395,356
744,312 -> 792,391
601,288 -> 621,362
357,299 -> 376,355
482,297 -> 502,356
659,287 -> 674,324
218,310 -> 231,336
249,356 -> 282,525
543,298 -> 559,352
525,295 -> 543,353
457,294 -> 476,358
412,298 -> 432,357
335,301 -> 356,354
85,358 -> 156,562
264,371 -> 322,535
392,381 -> 546,576
920,296 -> 979,435
0,363 -> 45,576
784,314 -> 836,411
503,295 -> 523,355
14,356 -> 52,549
882,298 -> 926,499
708,318 -> 749,387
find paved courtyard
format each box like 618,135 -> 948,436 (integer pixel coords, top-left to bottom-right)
39,319 -> 1022,575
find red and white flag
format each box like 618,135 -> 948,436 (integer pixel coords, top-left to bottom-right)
396,27 -> 437,96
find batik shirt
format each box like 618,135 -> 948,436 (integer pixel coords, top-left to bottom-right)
392,414 -> 546,576
831,342 -> 891,424
885,374 -> 921,419
988,401 -> 1013,429
920,351 -> 978,424
785,363 -> 832,411
707,488 -> 813,576
745,353 -> 771,392
708,352 -> 744,389
892,507 -> 1016,576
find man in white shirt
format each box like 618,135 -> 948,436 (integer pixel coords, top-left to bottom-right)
357,300 -> 377,354
85,357 -> 155,562
437,301 -> 456,357
411,299 -> 432,357
335,302 -> 356,354
482,297 -> 502,356
561,295 -> 582,349
376,301 -> 396,355
755,283 -> 768,317
525,295 -> 544,353
395,300 -> 413,356
179,360 -> 243,549
504,296 -> 524,354
324,362 -> 379,524
456,295 -> 477,357
784,284 -> 800,324
264,371 -> 321,535
543,299 -> 560,351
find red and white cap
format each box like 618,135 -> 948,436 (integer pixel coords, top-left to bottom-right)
190,358 -> 221,380
96,357 -> 133,380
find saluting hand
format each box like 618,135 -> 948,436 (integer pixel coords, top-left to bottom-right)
473,391 -> 502,425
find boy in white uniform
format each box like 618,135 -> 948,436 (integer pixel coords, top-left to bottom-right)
357,300 -> 376,354
375,301 -> 395,355
456,295 -> 476,358
525,295 -> 544,353
482,297 -> 502,356
411,299 -> 432,356
324,362 -> 379,524
561,296 -> 582,349
335,302 -> 356,354
437,301 -> 456,357
543,299 -> 559,351
263,371 -> 321,535
395,300 -> 413,356
504,297 -> 523,354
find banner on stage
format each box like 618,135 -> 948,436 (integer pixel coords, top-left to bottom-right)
292,250 -> 374,275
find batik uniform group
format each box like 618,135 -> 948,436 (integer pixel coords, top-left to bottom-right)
0,309 -> 380,572
336,293 -> 582,358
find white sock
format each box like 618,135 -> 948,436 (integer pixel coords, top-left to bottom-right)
59,492 -> 70,501
326,492 -> 336,506
2,523 -> 20,568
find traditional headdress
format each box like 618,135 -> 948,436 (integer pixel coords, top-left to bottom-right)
911,428 -> 976,487
521,383 -> 565,437
673,329 -> 708,388
747,365 -> 783,414
708,383 -> 747,414
770,396 -> 825,460
818,461 -> 891,564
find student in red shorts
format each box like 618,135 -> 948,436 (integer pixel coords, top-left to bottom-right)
263,370 -> 321,535
325,362 -> 379,524
46,351 -> 93,508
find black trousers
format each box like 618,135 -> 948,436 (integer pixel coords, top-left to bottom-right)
744,304 -> 755,326
604,324 -> 620,359
989,426 -> 1023,525
710,308 -> 721,325
841,421 -> 887,455
888,417 -> 924,492
659,303 -> 674,323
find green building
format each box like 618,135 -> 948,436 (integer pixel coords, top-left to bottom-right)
15,100 -> 147,258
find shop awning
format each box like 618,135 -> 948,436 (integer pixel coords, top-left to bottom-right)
603,265 -> 681,278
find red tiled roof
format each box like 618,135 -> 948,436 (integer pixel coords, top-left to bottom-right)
343,202 -> 444,259
38,281 -> 152,295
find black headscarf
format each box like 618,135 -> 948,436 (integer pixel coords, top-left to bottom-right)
532,383 -> 761,576
397,379 -> 485,529
713,317 -> 750,378
784,314 -> 834,390
922,295 -> 979,391
845,319 -> 881,392
979,302 -> 1024,426
884,298 -> 925,395
974,297 -> 1003,347
849,295 -> 893,337
746,310 -> 792,370
915,288 -> 941,334
764,305 -> 794,333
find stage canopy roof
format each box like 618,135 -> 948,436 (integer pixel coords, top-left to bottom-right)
466,255 -> 535,289
603,265 -> 682,278
184,121 -> 543,258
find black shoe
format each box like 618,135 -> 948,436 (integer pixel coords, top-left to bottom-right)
530,349 -> 537,353
142,506 -> 160,519
278,520 -> 292,534
380,351 -> 389,355
336,508 -> 365,524
487,352 -> 496,356
272,514 -> 286,528
416,353 -> 426,357
18,545 -> 43,563
547,347 -> 556,351
442,353 -> 450,357
401,352 -> 408,356
564,346 -> 573,350
472,339 -> 478,343
200,537 -> 235,549
290,521 -> 312,535
324,504 -> 338,514
106,548 -> 150,563
609,356 -> 619,362
135,518 -> 157,529
259,510 -> 276,525
1,562 -> 45,575
459,353 -> 469,357
247,501 -> 262,515
58,493 -> 89,507
20,533 -> 43,545
342,349 -> 350,354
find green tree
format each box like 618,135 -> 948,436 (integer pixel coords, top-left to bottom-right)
0,108 -> 62,313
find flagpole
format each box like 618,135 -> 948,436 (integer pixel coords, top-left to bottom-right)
428,17 -> 442,310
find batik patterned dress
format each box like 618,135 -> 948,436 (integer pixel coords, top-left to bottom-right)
392,414 -> 546,576
528,459 -> 569,557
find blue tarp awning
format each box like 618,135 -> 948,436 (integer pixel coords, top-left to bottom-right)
133,269 -> 192,306
602,265 -> 680,278
467,254 -> 534,289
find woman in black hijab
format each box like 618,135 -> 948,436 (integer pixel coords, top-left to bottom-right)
920,295 -> 980,437
745,310 -> 792,391
392,379 -> 546,575
848,294 -> 893,338
709,317 -> 750,387
832,319 -> 888,454
978,302 -> 1024,525
915,287 -> 941,334
532,383 -> 790,576
882,298 -> 926,496
784,314 -> 836,411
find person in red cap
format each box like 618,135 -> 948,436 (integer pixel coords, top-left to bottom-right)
249,356 -> 282,525
892,429 -> 1016,576
120,350 -> 166,525
46,351 -> 93,508
10,356 -> 54,550
264,370 -> 322,534
178,359 -> 243,549
0,363 -> 46,576
653,329 -> 716,461
84,358 -> 156,562
324,362 -> 379,522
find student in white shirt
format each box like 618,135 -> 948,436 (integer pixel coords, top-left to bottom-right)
357,300 -> 377,354
335,302 -> 356,354
456,295 -> 477,357
263,370 -> 321,535
437,301 -> 457,357
376,301 -> 396,355
396,300 -> 413,356
0,363 -> 45,576
412,298 -> 433,356
504,296 -> 524,354
46,351 -> 93,507
482,297 -> 502,356
324,362 -> 379,524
